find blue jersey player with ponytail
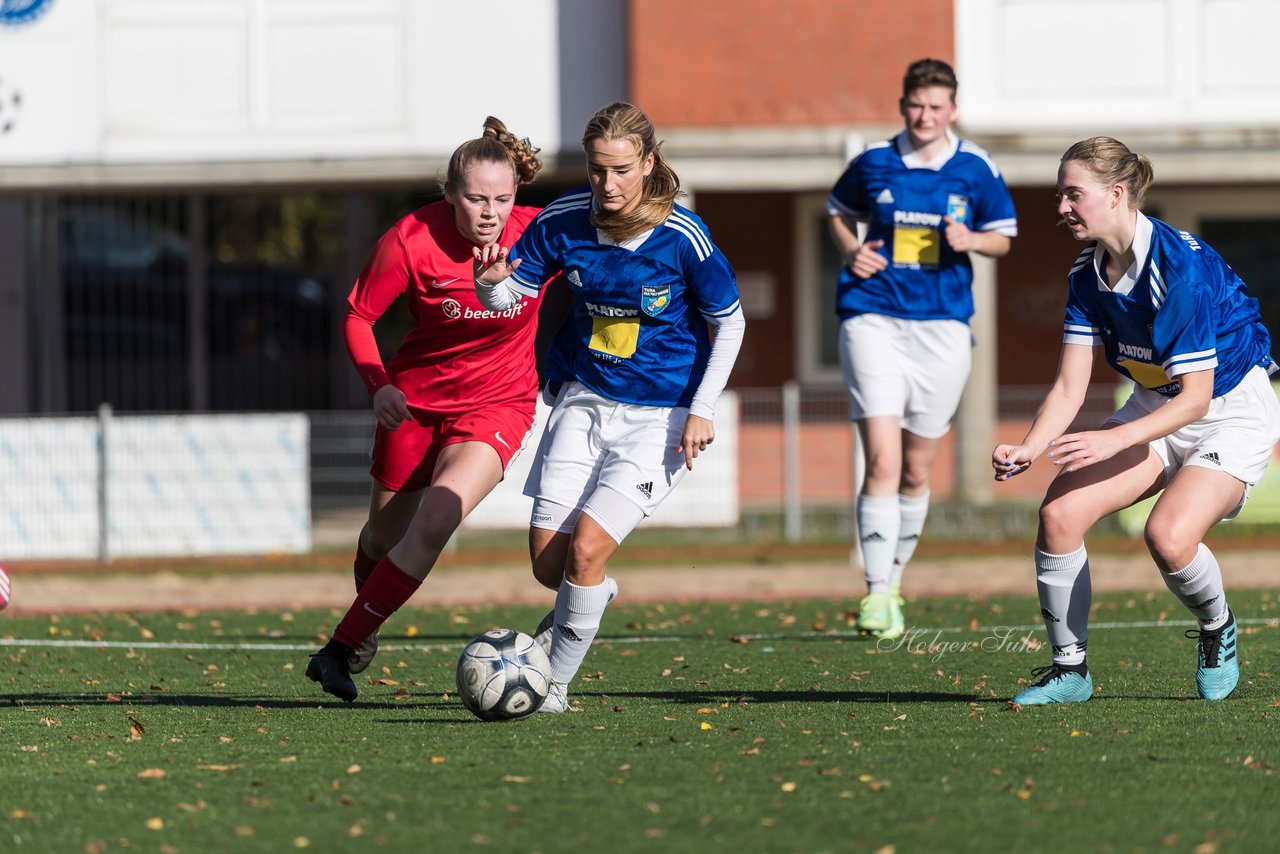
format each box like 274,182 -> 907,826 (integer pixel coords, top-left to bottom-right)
474,102 -> 744,713
993,136 -> 1279,705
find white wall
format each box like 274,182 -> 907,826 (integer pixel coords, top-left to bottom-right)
0,413 -> 310,559
956,0 -> 1280,132
0,0 -> 562,165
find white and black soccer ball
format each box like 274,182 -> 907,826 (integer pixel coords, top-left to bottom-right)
455,628 -> 550,721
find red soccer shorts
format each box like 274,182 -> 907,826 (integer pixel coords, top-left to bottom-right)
369,402 -> 535,493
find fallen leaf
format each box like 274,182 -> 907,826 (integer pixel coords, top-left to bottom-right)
136,769 -> 166,779
145,818 -> 164,830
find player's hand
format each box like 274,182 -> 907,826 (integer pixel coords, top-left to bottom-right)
373,384 -> 412,431
677,414 -> 715,471
847,240 -> 888,279
473,244 -> 521,286
944,216 -> 975,252
992,443 -> 1035,481
1044,430 -> 1126,473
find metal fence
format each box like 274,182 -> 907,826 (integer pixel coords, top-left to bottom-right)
310,382 -> 1126,544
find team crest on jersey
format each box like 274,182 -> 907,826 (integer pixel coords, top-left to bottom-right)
945,194 -> 970,225
641,285 -> 670,317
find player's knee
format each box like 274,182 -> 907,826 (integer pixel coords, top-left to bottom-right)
1038,498 -> 1086,550
899,464 -> 930,493
530,548 -> 564,590
566,536 -> 612,584
360,526 -> 397,560
864,452 -> 898,481
1142,519 -> 1195,570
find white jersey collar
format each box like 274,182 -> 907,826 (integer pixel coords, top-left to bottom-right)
596,227 -> 655,251
1093,211 -> 1153,296
896,128 -> 959,171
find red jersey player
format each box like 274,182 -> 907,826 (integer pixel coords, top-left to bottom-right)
307,117 -> 544,702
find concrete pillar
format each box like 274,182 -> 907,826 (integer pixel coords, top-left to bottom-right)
954,253 -> 997,505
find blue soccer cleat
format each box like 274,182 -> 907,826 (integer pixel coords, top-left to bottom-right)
1187,610 -> 1238,701
1011,664 -> 1093,705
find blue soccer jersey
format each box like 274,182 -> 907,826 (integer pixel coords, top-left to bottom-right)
1061,213 -> 1272,398
827,129 -> 1018,322
507,188 -> 741,408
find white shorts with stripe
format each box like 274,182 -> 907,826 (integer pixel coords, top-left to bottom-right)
1106,364 -> 1280,520
838,313 -> 972,438
524,382 -> 689,542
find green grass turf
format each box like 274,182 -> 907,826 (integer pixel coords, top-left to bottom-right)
2,591 -> 1279,853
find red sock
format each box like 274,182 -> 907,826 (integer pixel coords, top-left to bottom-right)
353,544 -> 379,592
333,556 -> 421,648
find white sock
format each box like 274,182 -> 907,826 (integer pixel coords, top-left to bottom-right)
857,494 -> 900,594
548,577 -> 615,685
1035,545 -> 1091,666
1163,543 -> 1229,630
889,491 -> 929,590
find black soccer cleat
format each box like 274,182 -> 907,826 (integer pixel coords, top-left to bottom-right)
306,639 -> 358,703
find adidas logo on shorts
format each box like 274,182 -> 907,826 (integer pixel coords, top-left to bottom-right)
1199,452 -> 1221,466
635,481 -> 653,499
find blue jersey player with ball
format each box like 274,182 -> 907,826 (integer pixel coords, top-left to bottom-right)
827,58 -> 1018,640
474,102 -> 745,713
993,137 -> 1280,704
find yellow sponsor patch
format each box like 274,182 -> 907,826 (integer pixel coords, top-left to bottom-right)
1118,358 -> 1170,389
893,226 -> 940,267
590,317 -> 639,359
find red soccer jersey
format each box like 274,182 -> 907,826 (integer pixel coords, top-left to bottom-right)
344,201 -> 542,415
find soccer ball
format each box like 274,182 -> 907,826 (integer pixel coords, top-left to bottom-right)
455,628 -> 550,721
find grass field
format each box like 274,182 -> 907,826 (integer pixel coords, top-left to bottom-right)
3,589 -> 1279,853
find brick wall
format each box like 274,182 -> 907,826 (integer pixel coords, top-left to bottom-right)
630,0 -> 955,127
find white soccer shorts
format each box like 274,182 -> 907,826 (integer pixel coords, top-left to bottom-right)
1106,364 -> 1280,520
525,382 -> 689,542
838,313 -> 972,438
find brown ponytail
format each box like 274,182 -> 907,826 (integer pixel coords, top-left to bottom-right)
443,116 -> 542,194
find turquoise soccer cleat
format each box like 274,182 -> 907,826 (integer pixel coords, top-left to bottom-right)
1011,664 -> 1094,705
1187,610 -> 1238,701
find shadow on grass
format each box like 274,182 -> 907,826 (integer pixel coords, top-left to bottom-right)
2,691 -> 456,711
569,688 -> 978,704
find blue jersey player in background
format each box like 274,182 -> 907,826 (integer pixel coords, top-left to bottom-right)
993,137 -> 1280,705
474,102 -> 745,713
827,58 -> 1017,640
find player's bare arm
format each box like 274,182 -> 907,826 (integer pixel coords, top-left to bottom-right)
1048,369 -> 1214,473
993,343 -> 1093,480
